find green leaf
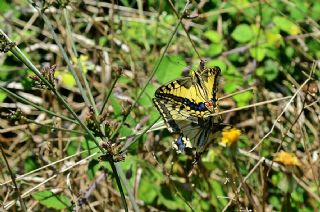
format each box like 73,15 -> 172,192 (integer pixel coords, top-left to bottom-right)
158,184 -> 185,210
256,60 -> 279,81
210,180 -> 227,210
139,176 -> 159,203
273,16 -> 301,35
288,1 -> 307,21
66,140 -> 78,156
55,70 -> 76,88
223,83 -> 238,93
138,84 -> 156,107
24,155 -> 39,172
202,149 -> 219,170
204,30 -> 222,43
285,46 -> 295,59
206,59 -> 226,72
32,191 -> 72,210
81,139 -> 100,158
110,95 -> 122,115
233,91 -> 253,107
269,195 -> 281,210
0,0 -> 12,13
87,159 -> 100,180
231,24 -> 253,43
206,43 -> 223,57
266,31 -> 283,46
311,3 -> 320,20
0,90 -> 7,102
250,47 -> 267,61
155,55 -> 186,84
119,124 -> 132,137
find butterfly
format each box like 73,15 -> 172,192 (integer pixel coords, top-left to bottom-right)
153,61 -> 226,153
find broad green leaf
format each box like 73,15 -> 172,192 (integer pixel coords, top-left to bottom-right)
202,149 -> 219,170
256,60 -> 279,81
66,140 -> 78,156
0,67 -> 10,80
55,70 -> 76,88
158,184 -> 185,210
119,123 -> 132,137
204,30 -> 222,43
269,195 -> 281,210
285,46 -> 295,59
288,1 -> 307,21
210,180 -> 227,209
206,43 -> 223,57
206,59 -> 226,72
24,155 -> 39,172
110,95 -> 122,116
32,191 -> 72,210
81,139 -> 100,158
138,84 -> 156,107
99,37 -> 108,46
223,83 -> 238,93
291,187 -> 304,203
0,0 -> 11,13
231,0 -> 250,7
233,91 -> 253,107
273,16 -> 301,35
311,3 -> 320,20
87,159 -> 100,180
231,24 -> 253,43
155,55 -> 186,84
250,47 -> 267,62
139,178 -> 159,203
266,31 -> 283,46
0,90 -> 7,102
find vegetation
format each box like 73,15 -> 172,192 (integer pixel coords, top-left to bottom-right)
0,0 -> 319,211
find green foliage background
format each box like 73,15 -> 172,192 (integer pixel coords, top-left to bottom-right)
0,0 -> 319,211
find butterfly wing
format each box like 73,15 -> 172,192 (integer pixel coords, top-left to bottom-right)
173,122 -> 232,153
153,97 -> 222,152
153,65 -> 222,152
154,66 -> 221,118
153,97 -> 199,133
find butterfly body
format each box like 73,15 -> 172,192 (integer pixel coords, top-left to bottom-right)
153,63 -> 223,152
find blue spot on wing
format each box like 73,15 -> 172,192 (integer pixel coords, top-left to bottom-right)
175,136 -> 187,152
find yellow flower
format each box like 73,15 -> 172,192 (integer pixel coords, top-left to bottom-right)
273,151 -> 301,166
220,127 -> 241,146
